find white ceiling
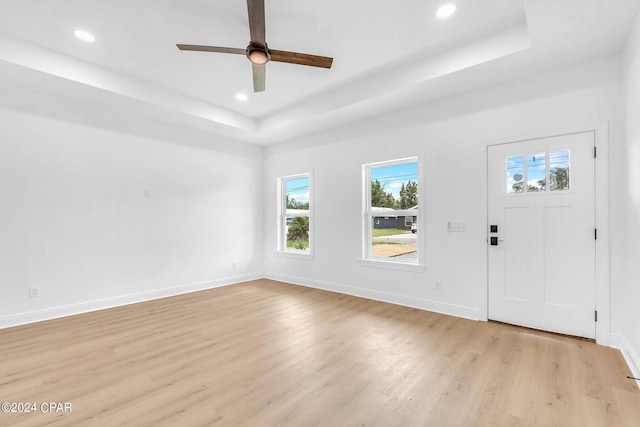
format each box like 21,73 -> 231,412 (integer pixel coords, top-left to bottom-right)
0,0 -> 638,145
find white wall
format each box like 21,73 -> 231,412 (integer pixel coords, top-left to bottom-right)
264,56 -> 622,326
0,47 -> 634,374
0,79 -> 264,327
615,12 -> 640,377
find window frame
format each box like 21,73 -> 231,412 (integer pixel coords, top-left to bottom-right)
277,172 -> 313,257
506,149 -> 572,196
362,157 -> 423,268
404,216 -> 414,227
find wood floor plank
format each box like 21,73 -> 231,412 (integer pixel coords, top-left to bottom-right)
1,279 -> 638,426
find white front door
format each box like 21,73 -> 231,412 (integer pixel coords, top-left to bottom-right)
487,132 -> 596,338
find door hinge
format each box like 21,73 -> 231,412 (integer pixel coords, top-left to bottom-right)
595,229 -> 597,240
595,310 -> 598,322
594,146 -> 597,158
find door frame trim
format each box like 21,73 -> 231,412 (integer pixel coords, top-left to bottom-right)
480,123 -> 610,345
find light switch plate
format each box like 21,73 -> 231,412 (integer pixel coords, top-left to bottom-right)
448,222 -> 467,232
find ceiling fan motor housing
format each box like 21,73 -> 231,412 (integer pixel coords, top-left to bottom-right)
246,43 -> 271,65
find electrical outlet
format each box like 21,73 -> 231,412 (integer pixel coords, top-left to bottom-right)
435,280 -> 442,291
29,287 -> 40,298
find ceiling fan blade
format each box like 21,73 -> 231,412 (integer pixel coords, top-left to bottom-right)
177,44 -> 245,55
270,50 -> 333,69
247,0 -> 266,48
252,63 -> 266,92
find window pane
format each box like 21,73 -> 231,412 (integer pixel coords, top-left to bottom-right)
370,162 -> 418,209
279,173 -> 311,254
365,158 -> 419,264
527,153 -> 546,192
285,216 -> 310,251
371,214 -> 417,261
507,156 -> 524,193
549,150 -> 570,191
285,177 -> 310,210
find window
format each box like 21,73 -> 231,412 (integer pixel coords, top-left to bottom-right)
278,174 -> 311,254
549,150 -> 571,191
363,158 -> 419,264
507,149 -> 570,194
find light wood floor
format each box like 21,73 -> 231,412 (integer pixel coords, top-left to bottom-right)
1,279 -> 639,426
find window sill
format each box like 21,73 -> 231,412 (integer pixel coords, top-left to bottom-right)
357,259 -> 426,273
275,251 -> 315,260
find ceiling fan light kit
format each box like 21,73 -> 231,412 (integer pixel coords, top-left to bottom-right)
177,0 -> 333,93
246,44 -> 271,65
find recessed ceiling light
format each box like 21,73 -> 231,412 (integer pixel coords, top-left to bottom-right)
436,4 -> 457,19
74,29 -> 95,43
236,93 -> 248,101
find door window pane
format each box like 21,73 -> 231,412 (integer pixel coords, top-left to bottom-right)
549,150 -> 570,191
507,156 -> 524,193
527,153 -> 546,192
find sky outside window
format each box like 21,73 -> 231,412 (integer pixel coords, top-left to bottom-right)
370,162 -> 418,202
285,177 -> 310,209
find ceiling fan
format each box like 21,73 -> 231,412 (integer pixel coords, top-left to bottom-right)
177,0 -> 333,93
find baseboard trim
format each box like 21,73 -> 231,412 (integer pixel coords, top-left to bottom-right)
610,333 -> 640,388
7,271 -> 636,390
265,272 -> 481,321
0,272 -> 263,330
